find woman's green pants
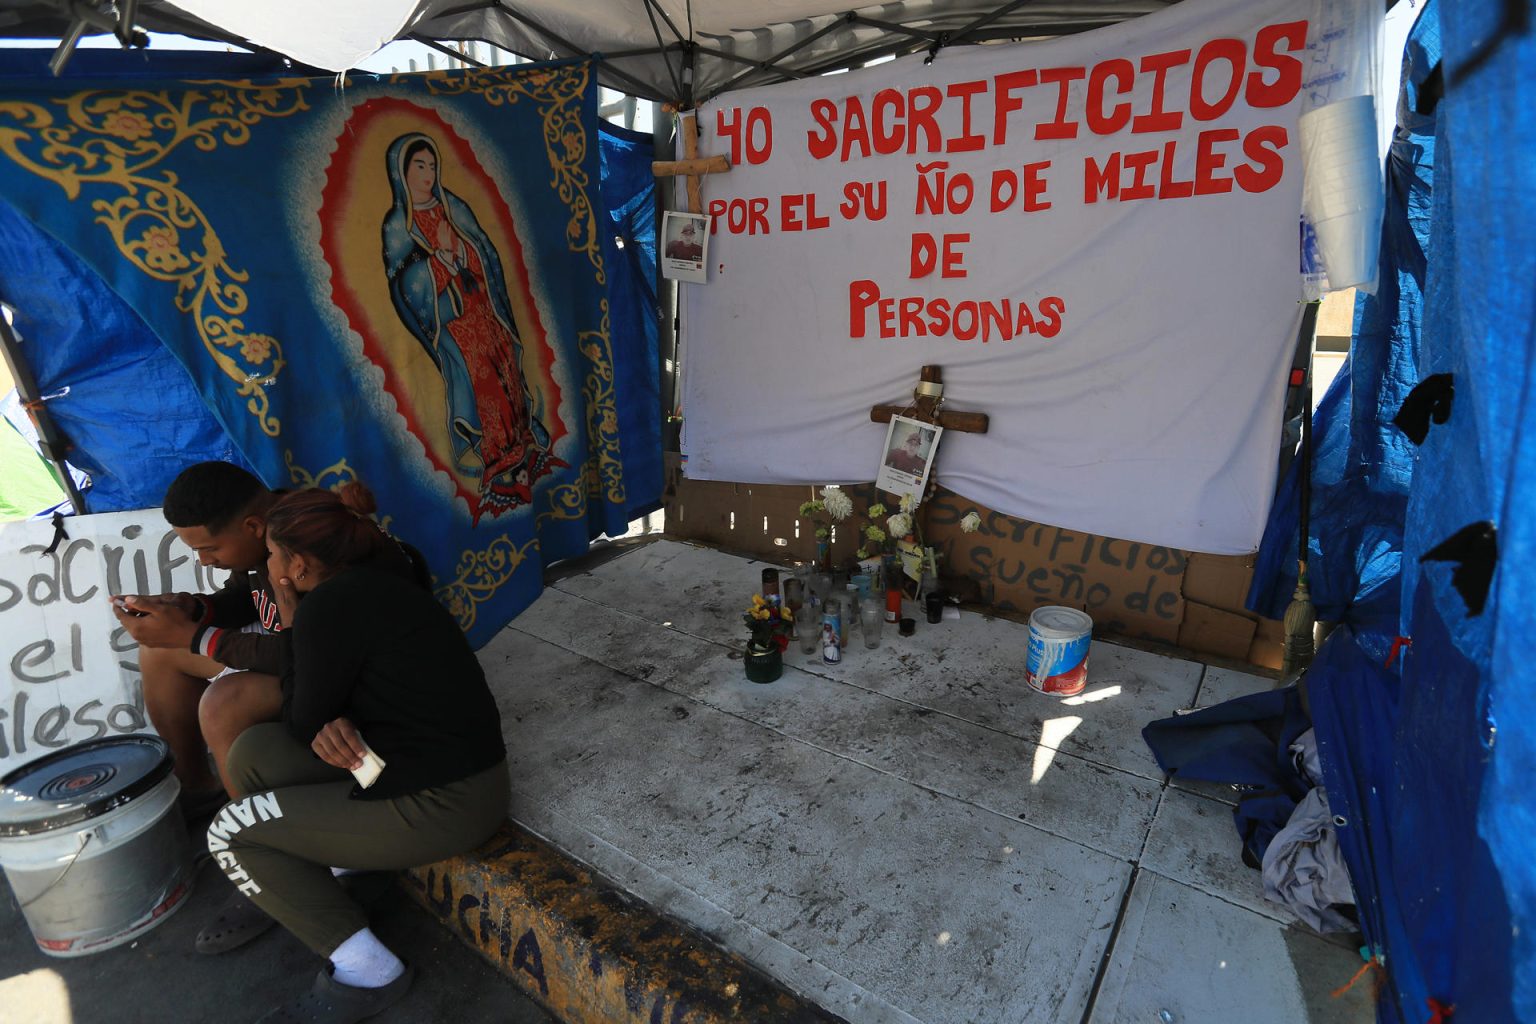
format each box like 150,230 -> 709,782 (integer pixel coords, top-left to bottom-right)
208,722 -> 508,954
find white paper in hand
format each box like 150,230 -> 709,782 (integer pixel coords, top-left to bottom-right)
351,735 -> 386,789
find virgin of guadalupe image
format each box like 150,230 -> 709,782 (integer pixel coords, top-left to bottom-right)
382,132 -> 562,520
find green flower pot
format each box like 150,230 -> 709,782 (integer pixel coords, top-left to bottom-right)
744,642 -> 782,683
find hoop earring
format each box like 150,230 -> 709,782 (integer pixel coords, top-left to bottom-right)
297,571 -> 307,581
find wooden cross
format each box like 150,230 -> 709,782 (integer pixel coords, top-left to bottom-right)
870,365 -> 989,587
650,109 -> 731,214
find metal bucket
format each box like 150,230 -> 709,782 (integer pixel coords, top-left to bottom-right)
0,736 -> 194,957
1025,606 -> 1093,697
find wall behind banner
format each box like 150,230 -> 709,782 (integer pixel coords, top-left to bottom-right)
0,510 -> 220,775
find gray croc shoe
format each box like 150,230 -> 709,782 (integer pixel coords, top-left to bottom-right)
253,966 -> 415,1023
196,890 -> 277,954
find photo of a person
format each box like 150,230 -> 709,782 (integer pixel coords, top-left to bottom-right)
382,132 -> 564,521
664,219 -> 703,261
661,211 -> 709,283
876,415 -> 943,502
885,426 -> 933,474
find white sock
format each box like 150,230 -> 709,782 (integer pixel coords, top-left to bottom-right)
329,927 -> 404,988
330,866 -> 364,877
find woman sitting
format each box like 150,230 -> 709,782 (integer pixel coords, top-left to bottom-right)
207,483 -> 508,1023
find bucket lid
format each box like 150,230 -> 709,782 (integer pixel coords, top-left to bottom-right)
1029,605 -> 1094,638
0,736 -> 173,838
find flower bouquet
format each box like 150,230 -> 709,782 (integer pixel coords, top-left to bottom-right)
798,485 -> 854,571
882,495 -> 983,595
855,501 -> 889,561
742,593 -> 785,683
743,594 -> 784,648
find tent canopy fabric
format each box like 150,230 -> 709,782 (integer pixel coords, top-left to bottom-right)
0,0 -> 1175,103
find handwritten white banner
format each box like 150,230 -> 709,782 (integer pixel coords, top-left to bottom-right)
681,0 -> 1311,554
0,510 -> 222,776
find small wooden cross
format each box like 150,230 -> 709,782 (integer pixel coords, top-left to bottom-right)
870,365 -> 989,586
650,109 -> 731,214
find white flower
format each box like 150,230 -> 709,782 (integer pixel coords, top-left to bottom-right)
898,492 -> 917,513
960,511 -> 982,534
887,512 -> 913,538
821,486 -> 853,521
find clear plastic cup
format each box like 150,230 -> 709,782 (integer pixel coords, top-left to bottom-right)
860,605 -> 883,649
798,609 -> 820,655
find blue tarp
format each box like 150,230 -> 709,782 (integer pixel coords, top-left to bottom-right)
597,120 -> 663,526
1248,2 -> 1534,1019
0,196 -> 254,511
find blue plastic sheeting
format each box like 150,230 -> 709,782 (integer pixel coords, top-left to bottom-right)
1248,1 -> 1535,1018
0,49 -> 316,512
1431,0 -> 1536,1016
597,120 -> 663,525
0,197 -> 252,512
1142,688 -> 1312,867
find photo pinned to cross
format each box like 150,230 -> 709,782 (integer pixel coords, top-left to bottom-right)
875,413 -> 943,591
661,210 -> 709,284
876,413 -> 942,504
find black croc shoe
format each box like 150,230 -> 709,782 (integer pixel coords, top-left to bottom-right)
254,965 -> 415,1023
195,891 -> 276,954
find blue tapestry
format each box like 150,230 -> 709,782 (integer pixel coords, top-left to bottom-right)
0,57 -> 638,646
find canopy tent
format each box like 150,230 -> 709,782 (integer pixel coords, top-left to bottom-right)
0,0 -> 1174,102
3,3 -> 1532,1023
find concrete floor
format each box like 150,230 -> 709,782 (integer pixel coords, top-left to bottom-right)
489,539 -> 1373,1024
0,858 -> 557,1024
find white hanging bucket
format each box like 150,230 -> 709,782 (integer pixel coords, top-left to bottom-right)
1300,95 -> 1384,291
0,736 -> 194,957
1026,606 -> 1093,697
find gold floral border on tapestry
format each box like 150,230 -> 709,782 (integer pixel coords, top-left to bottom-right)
0,81 -> 311,436
434,535 -> 541,634
283,450 -> 393,531
407,64 -> 627,518
536,299 -> 625,529
578,299 -> 624,500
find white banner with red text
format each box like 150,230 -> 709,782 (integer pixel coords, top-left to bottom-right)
679,0 -> 1312,554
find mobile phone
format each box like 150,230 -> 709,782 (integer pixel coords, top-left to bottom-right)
111,595 -> 149,617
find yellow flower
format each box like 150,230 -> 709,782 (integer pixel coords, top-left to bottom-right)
101,109 -> 153,141
139,225 -> 189,273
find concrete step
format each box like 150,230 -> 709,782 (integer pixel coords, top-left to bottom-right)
402,822 -> 848,1024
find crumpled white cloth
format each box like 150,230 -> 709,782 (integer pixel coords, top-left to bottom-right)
1262,786 -> 1357,932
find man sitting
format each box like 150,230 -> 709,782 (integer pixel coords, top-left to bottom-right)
113,462 -> 284,815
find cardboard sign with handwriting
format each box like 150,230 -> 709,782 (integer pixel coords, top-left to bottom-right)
925,490 -> 1186,643
0,509 -> 222,774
